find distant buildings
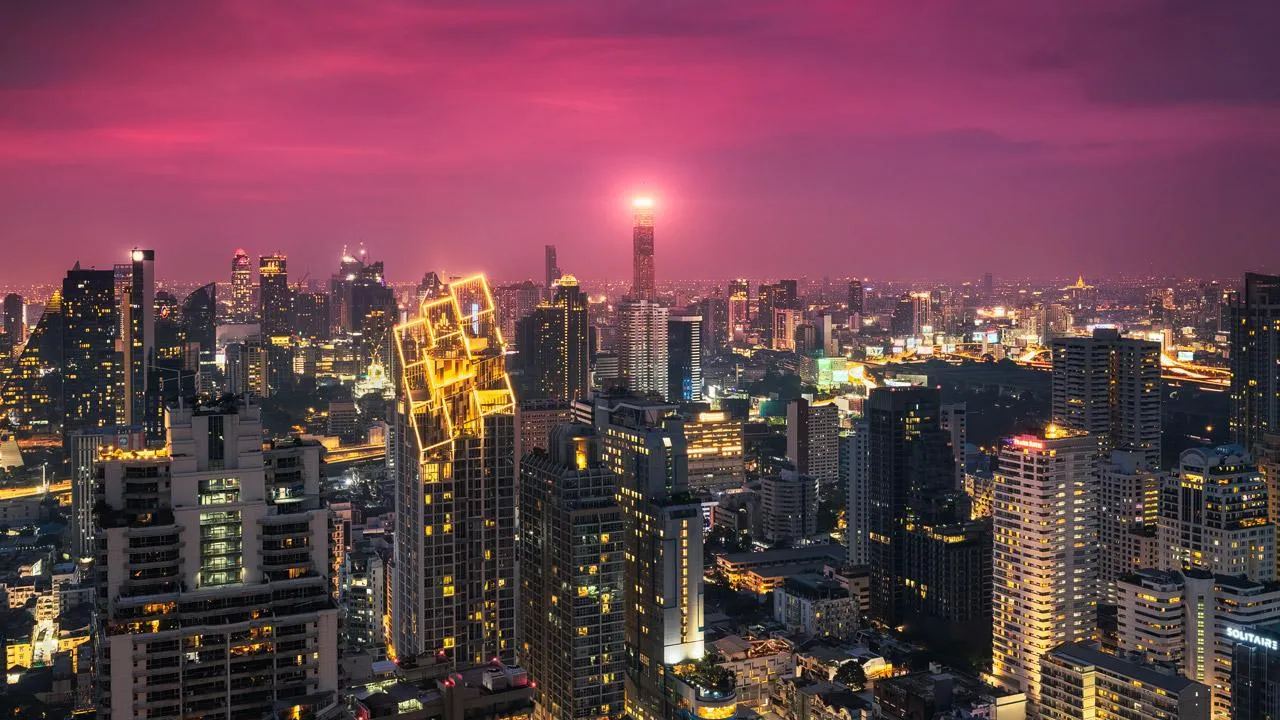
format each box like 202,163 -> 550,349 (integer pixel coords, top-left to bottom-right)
61,265 -> 118,435
1098,449 -> 1160,604
1051,327 -> 1161,468
991,428 -> 1099,702
229,248 -> 254,323
1230,272 -> 1280,457
258,253 -> 290,339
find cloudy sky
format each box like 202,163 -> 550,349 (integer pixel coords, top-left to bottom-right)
3,0 -> 1279,284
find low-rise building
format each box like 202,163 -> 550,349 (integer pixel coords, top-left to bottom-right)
718,546 -> 846,598
773,574 -> 857,641
710,635 -> 794,707
1040,642 -> 1208,720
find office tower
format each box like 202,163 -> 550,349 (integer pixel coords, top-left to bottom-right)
940,402 -> 967,489
1098,450 -> 1160,604
1117,569 -> 1280,718
61,265 -> 119,435
771,308 -> 800,351
94,399 -> 339,719
761,469 -> 818,545
1158,445 -> 1275,580
0,294 -> 62,432
695,296 -> 727,357
847,280 -> 864,318
543,244 -> 559,292
390,276 -> 516,668
1040,642 -> 1209,720
258,254 -> 291,339
515,276 -> 590,402
120,249 -> 158,439
618,300 -> 668,399
890,294 -> 914,336
683,410 -> 745,491
230,248 -> 254,323
667,314 -> 702,403
631,197 -> 656,301
1230,273 -> 1280,456
991,428 -> 1100,703
518,424 -> 625,720
1051,328 -> 1162,468
726,279 -> 750,344
982,272 -> 993,300
909,292 -> 933,336
841,421 -> 870,566
757,281 -> 797,343
901,517 -> 991,626
181,284 -> 216,364
494,280 -> 543,351
515,398 -> 575,460
787,398 -> 839,485
2,293 -> 23,356
291,290 -> 330,343
577,393 -> 709,720
1231,622 -> 1280,720
865,387 -> 961,625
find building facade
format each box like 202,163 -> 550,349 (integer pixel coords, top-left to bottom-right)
1230,273 -> 1280,457
1099,449 -> 1161,604
618,300 -> 669,400
1040,642 -> 1208,720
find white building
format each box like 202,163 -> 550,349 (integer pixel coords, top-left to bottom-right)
1158,445 -> 1275,581
1040,641 -> 1209,720
1099,449 -> 1161,604
787,399 -> 840,485
840,422 -> 870,566
618,299 -> 669,399
761,469 -> 819,545
991,428 -> 1100,703
1116,568 -> 1280,719
94,399 -> 339,719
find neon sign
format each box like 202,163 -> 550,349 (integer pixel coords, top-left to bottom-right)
1227,626 -> 1279,651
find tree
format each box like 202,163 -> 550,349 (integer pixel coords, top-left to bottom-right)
834,661 -> 866,691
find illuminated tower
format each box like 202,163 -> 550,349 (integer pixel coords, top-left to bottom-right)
258,254 -> 290,339
726,279 -> 750,344
631,197 -> 656,301
390,275 -> 517,670
121,249 -> 158,439
1231,273 -> 1280,457
514,275 -> 590,402
230,248 -> 253,323
61,265 -> 119,435
991,427 -> 1100,703
618,300 -> 668,399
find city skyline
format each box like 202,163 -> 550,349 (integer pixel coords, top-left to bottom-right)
4,2 -> 1280,284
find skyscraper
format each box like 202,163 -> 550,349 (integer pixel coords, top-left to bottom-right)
618,300 -> 668,399
121,249 -> 158,439
544,244 -> 559,292
61,265 -> 119,435
258,253 -> 291,339
726,279 -> 750,344
787,398 -> 839,485
991,428 -> 1100,703
1230,273 -> 1280,457
1098,449 -> 1160,604
576,392 -> 708,720
1158,445 -> 1275,581
667,314 -> 702,403
761,469 -> 819,545
1039,642 -> 1209,720
93,399 -> 339,719
1051,328 -> 1161,469
631,197 -> 656,301
0,294 -> 62,431
695,296 -> 727,358
390,275 -> 517,669
181,283 -> 217,394
230,248 -> 254,323
514,275 -> 589,402
494,280 -> 543,351
2,293 -> 24,356
518,424 -> 625,720
841,420 -> 870,567
847,280 -> 864,317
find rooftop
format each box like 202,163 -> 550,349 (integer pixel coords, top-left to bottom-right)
1048,643 -> 1201,694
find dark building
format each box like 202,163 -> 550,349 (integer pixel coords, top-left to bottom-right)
865,386 -> 969,627
891,294 -> 915,336
1231,273 -> 1280,457
1232,622 -> 1280,720
292,290 -> 331,342
120,249 -> 160,439
756,281 -> 798,340
515,277 -> 590,403
258,254 -> 291,338
631,198 -> 656,301
0,295 -> 63,431
2,293 -> 23,353
544,244 -> 559,293
60,265 -> 118,435
667,314 -> 702,403
847,280 -> 864,317
518,424 -> 625,720
182,284 -> 217,393
696,296 -> 728,357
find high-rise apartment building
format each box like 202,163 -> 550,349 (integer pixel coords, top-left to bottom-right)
864,387 -> 962,626
840,421 -> 870,567
1230,273 -> 1280,457
518,424 -> 625,720
494,280 -> 543,352
515,275 -> 590,403
761,469 -> 818,545
0,293 -> 61,432
847,280 -> 864,317
667,314 -> 702,403
1051,328 -> 1161,468
1158,445 -> 1275,581
631,197 -> 656,301
682,410 -> 745,491
940,402 -> 967,489
726,279 -> 750,344
121,249 -> 159,439
1040,642 -> 1209,720
787,399 -> 840,485
258,254 -> 291,339
230,248 -> 254,323
2,293 -> 24,356
618,300 -> 668,399
575,392 -> 709,720
1117,568 -> 1280,719
390,276 -> 517,669
991,428 -> 1100,703
1099,449 -> 1160,604
93,399 -> 339,719
695,296 -> 727,358
61,265 -> 119,435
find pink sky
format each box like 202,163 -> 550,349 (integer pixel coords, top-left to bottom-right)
3,0 -> 1280,285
